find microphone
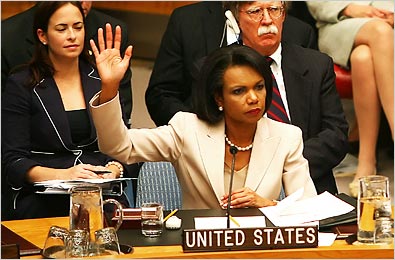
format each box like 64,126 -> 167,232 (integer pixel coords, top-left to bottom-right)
226,145 -> 238,228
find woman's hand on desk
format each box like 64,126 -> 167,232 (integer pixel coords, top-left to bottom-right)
27,164 -> 110,182
220,187 -> 277,208
65,164 -> 110,179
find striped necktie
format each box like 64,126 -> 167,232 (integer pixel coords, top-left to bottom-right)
265,57 -> 290,124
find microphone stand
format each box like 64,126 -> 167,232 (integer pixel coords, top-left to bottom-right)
226,146 -> 238,229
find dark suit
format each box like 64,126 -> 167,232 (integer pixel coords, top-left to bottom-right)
1,61 -> 128,220
281,43 -> 348,194
1,5 -> 133,126
145,1 -> 348,194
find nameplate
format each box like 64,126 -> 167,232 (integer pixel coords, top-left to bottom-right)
182,226 -> 318,252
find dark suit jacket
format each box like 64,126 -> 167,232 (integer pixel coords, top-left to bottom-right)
145,1 -> 348,194
1,61 -> 128,219
1,5 -> 133,125
281,43 -> 348,195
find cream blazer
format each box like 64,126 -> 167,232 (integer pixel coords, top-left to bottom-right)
90,93 -> 317,209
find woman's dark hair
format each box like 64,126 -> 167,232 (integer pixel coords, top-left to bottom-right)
27,1 -> 92,87
192,44 -> 273,124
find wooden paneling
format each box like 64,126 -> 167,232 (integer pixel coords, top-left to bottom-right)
93,1 -> 196,15
1,1 -> 196,21
1,1 -> 35,20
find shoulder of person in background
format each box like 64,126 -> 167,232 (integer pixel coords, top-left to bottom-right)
1,5 -> 37,92
283,14 -> 318,50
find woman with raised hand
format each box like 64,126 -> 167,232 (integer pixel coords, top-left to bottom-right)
90,26 -> 316,209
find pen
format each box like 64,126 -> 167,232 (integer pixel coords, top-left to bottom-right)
229,215 -> 240,227
163,209 -> 178,222
93,170 -> 112,174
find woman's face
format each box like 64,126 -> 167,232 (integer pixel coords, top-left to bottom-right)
216,65 -> 266,127
38,3 -> 85,61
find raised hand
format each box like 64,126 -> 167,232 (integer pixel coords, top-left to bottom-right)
90,23 -> 133,104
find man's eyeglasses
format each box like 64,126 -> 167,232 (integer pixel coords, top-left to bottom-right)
242,6 -> 284,22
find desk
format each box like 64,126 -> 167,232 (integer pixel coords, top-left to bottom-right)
2,214 -> 393,259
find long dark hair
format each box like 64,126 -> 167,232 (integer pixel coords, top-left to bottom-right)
192,44 -> 273,124
27,1 -> 92,88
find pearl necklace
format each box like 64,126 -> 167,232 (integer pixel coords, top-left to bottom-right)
224,134 -> 253,152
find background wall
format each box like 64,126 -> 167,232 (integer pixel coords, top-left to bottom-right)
95,7 -> 169,60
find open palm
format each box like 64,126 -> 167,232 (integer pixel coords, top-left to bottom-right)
90,23 -> 133,91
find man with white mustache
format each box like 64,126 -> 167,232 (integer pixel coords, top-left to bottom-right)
146,1 -> 348,195
258,24 -> 278,36
225,1 -> 348,195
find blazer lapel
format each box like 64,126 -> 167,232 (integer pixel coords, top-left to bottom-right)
196,120 -> 226,200
34,78 -> 74,146
203,2 -> 226,53
245,118 -> 281,191
34,61 -> 101,148
79,62 -> 101,141
281,43 -> 312,135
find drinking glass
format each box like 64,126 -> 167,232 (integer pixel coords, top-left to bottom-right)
94,227 -> 121,255
141,202 -> 163,237
42,226 -> 69,259
65,229 -> 90,258
357,175 -> 393,244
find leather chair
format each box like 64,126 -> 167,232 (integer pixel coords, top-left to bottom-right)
334,64 -> 353,99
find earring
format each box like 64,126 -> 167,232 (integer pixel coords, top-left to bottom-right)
42,41 -> 47,45
218,106 -> 223,111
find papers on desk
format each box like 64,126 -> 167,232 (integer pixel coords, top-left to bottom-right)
34,178 -> 128,187
33,178 -> 132,196
259,188 -> 355,227
194,216 -> 266,229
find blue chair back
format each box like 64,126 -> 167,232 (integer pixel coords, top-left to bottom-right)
135,162 -> 182,211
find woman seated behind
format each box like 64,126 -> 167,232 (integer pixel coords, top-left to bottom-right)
90,27 -> 317,208
2,2 -> 130,220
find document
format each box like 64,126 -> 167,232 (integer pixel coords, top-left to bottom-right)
34,178 -> 131,187
33,178 -> 132,195
194,216 -> 266,229
260,189 -> 355,227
